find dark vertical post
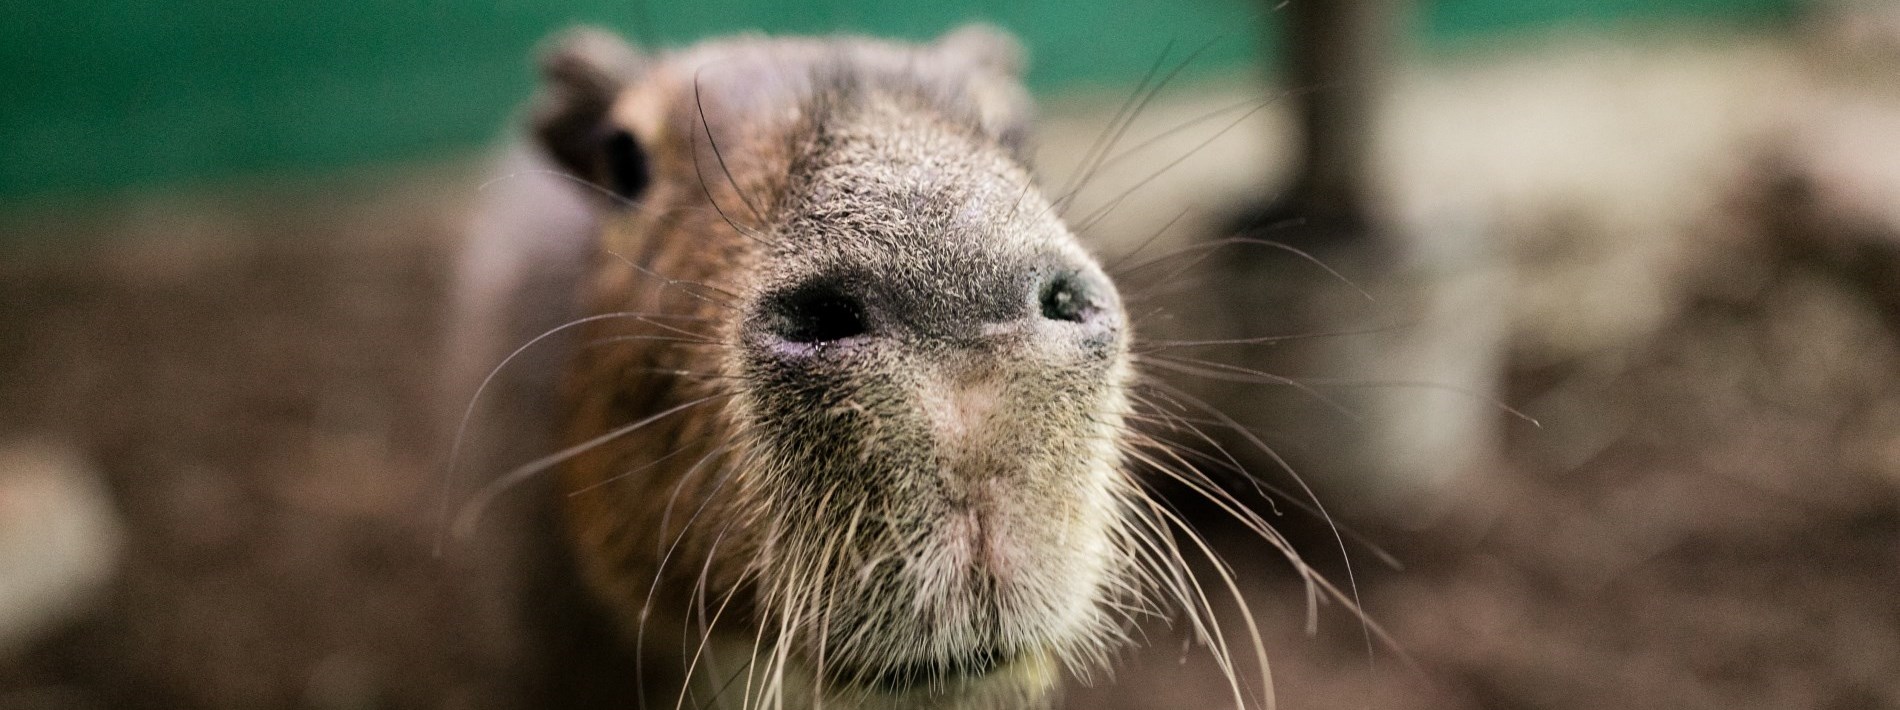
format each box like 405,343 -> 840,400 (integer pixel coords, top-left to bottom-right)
1277,0 -> 1404,233
1208,0 -> 1491,522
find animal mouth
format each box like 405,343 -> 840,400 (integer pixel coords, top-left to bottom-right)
832,645 -> 1016,693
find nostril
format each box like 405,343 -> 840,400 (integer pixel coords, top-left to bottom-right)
1039,273 -> 1094,323
774,283 -> 868,344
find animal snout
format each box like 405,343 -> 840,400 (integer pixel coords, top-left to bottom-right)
756,260 -> 1120,352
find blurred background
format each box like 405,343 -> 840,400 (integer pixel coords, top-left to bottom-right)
4,0 -> 1900,709
0,0 -> 1797,201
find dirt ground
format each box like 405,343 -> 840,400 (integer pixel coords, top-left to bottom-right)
1351,164 -> 1900,710
0,171 -> 541,710
3,33 -> 1900,710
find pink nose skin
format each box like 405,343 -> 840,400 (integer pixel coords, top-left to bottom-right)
918,374 -> 1004,451
916,372 -> 1025,576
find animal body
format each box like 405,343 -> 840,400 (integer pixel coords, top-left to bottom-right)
446,24 -> 1178,710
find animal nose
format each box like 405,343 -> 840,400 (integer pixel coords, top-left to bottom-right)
1035,271 -> 1105,325
769,279 -> 869,346
758,262 -> 1118,349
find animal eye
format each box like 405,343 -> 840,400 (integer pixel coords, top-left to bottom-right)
1039,274 -> 1090,323
774,284 -> 868,344
603,128 -> 650,200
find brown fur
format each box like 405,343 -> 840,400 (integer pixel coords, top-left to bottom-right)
531,27 -> 1136,709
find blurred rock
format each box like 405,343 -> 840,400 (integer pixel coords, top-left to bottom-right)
0,438 -> 120,656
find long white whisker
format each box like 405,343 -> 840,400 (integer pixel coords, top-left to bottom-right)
450,393 -> 727,539
1138,354 -> 1364,422
436,310 -> 711,554
1147,498 -> 1275,710
1149,380 -> 1420,675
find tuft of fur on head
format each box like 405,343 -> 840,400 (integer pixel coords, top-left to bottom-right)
532,25 -> 1151,709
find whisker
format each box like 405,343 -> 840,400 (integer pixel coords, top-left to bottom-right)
690,70 -> 776,249
436,310 -> 718,555
1124,406 -> 1404,570
1125,394 -> 1284,515
1138,354 -> 1364,423
1103,206 -> 1193,274
586,334 -> 724,348
764,575 -> 797,710
1123,436 -> 1324,636
1109,493 -> 1191,638
1115,236 -> 1373,302
1271,378 -> 1543,427
575,365 -> 741,382
1057,33 -> 1234,215
1119,493 -> 1199,631
1149,351 -> 1541,426
1126,446 -> 1301,567
640,439 -> 746,710
1053,37 -> 1179,206
802,483 -> 847,708
691,136 -> 775,251
737,583 -> 774,710
688,517 -> 745,671
694,68 -> 770,227
566,439 -> 705,498
1071,95 -> 1289,237
674,520 -> 753,710
1089,92 -> 1303,183
449,393 -> 727,540
605,249 -> 744,308
1145,497 -> 1275,710
1134,321 -> 1414,353
656,441 -> 746,558
695,652 -> 760,710
1124,410 -> 1317,462
1126,489 -> 1256,709
1119,264 -> 1234,306
479,167 -> 641,209
580,306 -> 723,340
1146,380 -> 1421,677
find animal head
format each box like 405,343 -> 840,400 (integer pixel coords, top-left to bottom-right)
534,26 -> 1139,707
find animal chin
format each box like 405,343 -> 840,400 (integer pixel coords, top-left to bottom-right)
832,644 -> 1020,693
809,520 -> 1085,697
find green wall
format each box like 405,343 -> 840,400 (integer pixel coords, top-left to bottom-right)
0,0 -> 1796,201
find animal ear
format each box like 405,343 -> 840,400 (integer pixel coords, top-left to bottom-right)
531,27 -> 651,202
933,24 -> 1035,158
934,23 -> 1026,78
